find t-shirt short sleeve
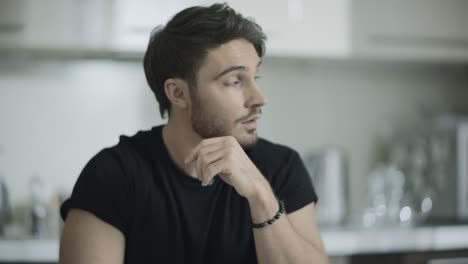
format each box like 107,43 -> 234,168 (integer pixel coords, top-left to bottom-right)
60,148 -> 132,235
272,149 -> 318,214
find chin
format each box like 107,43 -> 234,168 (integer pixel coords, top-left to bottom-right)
234,129 -> 258,149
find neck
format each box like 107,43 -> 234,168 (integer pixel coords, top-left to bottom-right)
162,115 -> 201,178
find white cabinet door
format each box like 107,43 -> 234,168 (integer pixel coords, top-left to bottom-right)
0,0 -> 27,49
225,0 -> 350,58
21,0 -> 112,50
293,0 -> 350,58
351,0 -> 468,62
111,0 -> 350,58
111,0 -> 209,52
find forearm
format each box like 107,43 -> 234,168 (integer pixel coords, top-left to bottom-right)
248,179 -> 328,264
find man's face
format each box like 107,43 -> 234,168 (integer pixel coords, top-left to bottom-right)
189,39 -> 267,148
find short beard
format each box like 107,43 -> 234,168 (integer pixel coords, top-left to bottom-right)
190,87 -> 230,139
189,88 -> 259,149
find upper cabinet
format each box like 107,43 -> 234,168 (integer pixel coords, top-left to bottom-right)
0,0 -> 113,51
110,0 -> 350,58
111,0 -> 198,52
1,0 -> 467,62
213,0 -> 350,58
106,0 -> 468,61
351,0 -> 468,62
0,0 -> 26,48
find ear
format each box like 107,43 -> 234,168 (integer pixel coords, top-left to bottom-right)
164,78 -> 190,110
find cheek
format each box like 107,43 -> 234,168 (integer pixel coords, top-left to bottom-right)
222,89 -> 245,107
220,97 -> 244,121
198,86 -> 245,120
195,95 -> 227,120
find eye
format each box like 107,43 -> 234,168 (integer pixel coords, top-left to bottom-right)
224,80 -> 240,87
224,76 -> 244,88
232,80 -> 241,87
254,75 -> 261,81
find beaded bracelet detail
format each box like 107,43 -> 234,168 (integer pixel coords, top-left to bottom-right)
252,200 -> 285,229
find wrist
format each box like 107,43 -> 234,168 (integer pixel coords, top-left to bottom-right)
252,200 -> 285,229
247,179 -> 279,223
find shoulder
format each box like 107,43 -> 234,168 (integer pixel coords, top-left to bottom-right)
250,137 -> 301,163
115,126 -> 159,155
100,126 -> 162,166
61,127 -> 162,226
79,126 -> 161,185
249,137 -> 303,176
252,138 -> 318,210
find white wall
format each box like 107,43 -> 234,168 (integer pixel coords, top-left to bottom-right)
0,56 -> 467,218
259,58 -> 468,218
0,57 -> 163,208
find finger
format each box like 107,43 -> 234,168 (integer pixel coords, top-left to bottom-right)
196,153 -> 203,182
185,144 -> 201,166
184,137 -> 226,164
199,141 -> 225,157
199,149 -> 225,185
202,159 -> 225,186
219,174 -> 231,186
195,143 -> 225,182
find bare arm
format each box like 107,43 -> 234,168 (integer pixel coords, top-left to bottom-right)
59,209 -> 125,264
186,137 -> 328,263
250,181 -> 328,264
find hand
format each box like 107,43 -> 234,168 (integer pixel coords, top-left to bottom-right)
184,136 -> 265,199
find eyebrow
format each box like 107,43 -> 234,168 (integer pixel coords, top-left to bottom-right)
213,60 -> 262,80
214,66 -> 246,80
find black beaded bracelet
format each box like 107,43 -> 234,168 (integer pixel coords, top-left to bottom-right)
252,200 -> 285,229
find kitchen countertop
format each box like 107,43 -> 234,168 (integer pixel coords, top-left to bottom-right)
1,225 -> 467,262
0,239 -> 58,262
321,225 -> 468,256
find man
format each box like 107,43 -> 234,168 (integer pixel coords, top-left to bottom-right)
60,3 -> 327,264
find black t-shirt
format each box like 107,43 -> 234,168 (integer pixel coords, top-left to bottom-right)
61,125 -> 317,264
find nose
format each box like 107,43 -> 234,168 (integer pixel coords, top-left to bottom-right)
244,80 -> 268,108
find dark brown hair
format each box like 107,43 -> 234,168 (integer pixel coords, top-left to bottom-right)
143,3 -> 266,118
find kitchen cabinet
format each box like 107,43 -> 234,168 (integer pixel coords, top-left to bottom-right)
223,0 -> 350,58
0,0 -> 113,51
0,0 -> 26,49
23,0 -> 113,51
109,0 -> 468,62
351,0 -> 468,62
2,0 -> 468,62
110,0 -> 350,58
111,0 -> 188,52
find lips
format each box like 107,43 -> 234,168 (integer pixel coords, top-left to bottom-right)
241,114 -> 261,124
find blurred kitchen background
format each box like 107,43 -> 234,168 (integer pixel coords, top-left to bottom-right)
1,0 -> 468,263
